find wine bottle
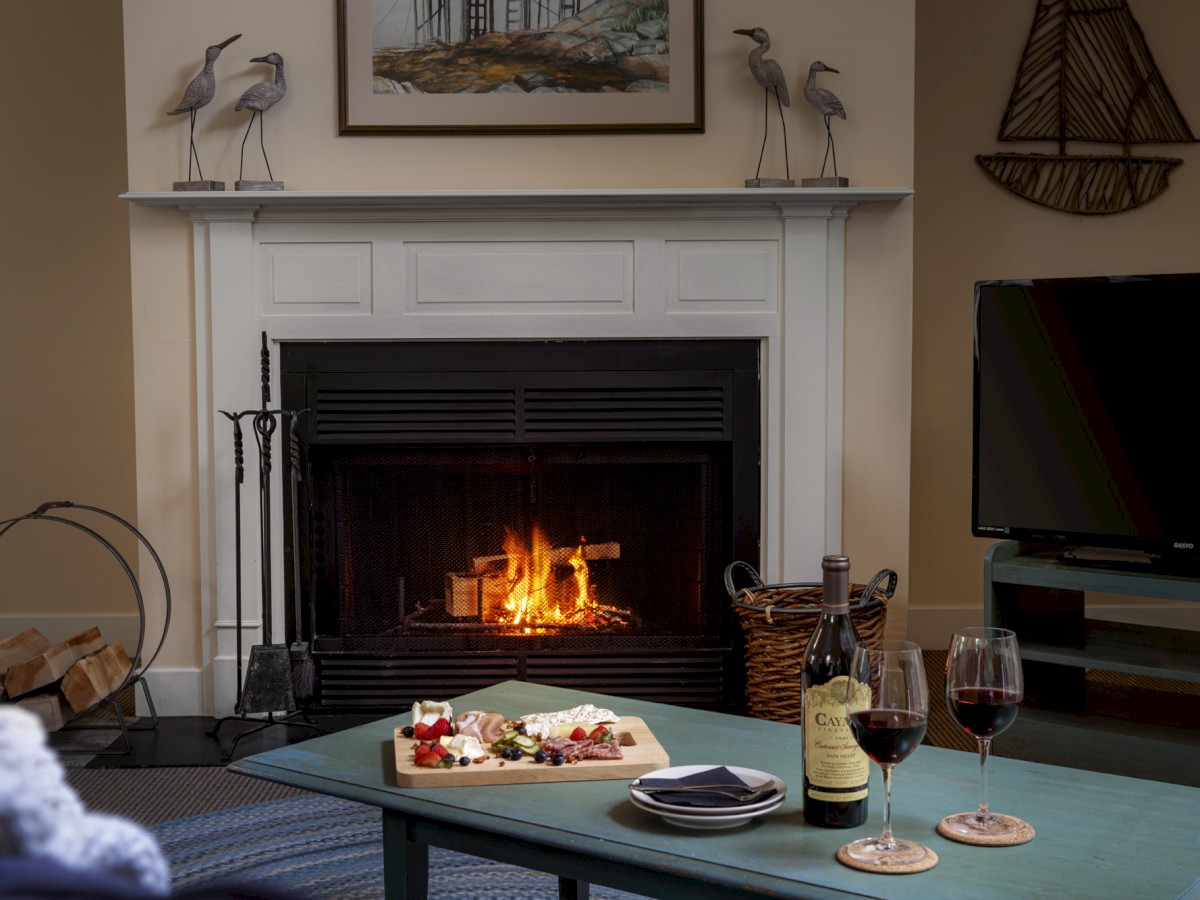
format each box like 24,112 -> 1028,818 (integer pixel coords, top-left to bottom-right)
801,554 -> 870,827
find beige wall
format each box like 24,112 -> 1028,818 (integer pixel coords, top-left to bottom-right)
0,3 -> 140,648
911,0 -> 1200,643
120,0 -> 915,707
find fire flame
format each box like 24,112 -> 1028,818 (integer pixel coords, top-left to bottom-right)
498,525 -> 595,627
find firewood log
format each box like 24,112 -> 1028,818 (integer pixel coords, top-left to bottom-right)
0,627 -> 51,677
60,641 -> 133,715
3,641 -> 77,699
15,689 -> 74,732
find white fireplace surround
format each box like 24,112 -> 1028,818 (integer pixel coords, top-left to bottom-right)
124,188 -> 910,716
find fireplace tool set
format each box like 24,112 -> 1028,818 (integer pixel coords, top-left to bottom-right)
208,333 -> 321,757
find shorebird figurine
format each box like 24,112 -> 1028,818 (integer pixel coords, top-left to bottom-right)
167,34 -> 241,185
803,61 -> 847,181
235,52 -> 287,188
734,27 -> 792,185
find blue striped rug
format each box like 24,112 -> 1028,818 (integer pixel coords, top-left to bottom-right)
151,793 -> 642,899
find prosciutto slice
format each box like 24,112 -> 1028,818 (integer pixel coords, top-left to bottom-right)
454,710 -> 506,744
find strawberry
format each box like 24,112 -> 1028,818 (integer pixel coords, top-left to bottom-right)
415,751 -> 442,768
588,725 -> 612,743
430,717 -> 452,738
569,726 -> 587,741
413,722 -> 434,741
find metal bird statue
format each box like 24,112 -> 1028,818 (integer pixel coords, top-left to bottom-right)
167,34 -> 241,186
803,61 -> 847,182
734,27 -> 792,185
235,53 -> 288,189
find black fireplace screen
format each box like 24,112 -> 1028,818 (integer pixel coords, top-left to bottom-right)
281,340 -> 759,710
315,444 -> 726,644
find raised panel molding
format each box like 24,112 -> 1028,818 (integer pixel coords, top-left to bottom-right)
405,241 -> 632,314
260,242 -> 372,315
667,240 -> 777,313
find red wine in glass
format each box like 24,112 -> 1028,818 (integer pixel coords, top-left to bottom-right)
939,627 -> 1031,843
840,641 -> 935,869
946,687 -> 1021,738
849,709 -> 928,766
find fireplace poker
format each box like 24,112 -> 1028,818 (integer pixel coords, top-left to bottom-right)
287,415 -> 315,699
226,412 -> 246,711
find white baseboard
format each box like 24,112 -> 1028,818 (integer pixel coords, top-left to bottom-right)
136,668 -> 205,717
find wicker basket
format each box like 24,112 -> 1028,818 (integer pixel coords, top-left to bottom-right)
725,561 -> 895,723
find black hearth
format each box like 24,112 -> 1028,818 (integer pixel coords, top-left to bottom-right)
281,340 -> 759,712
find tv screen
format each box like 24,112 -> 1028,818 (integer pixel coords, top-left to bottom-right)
972,273 -> 1200,565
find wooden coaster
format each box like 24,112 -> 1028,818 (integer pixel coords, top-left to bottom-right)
937,814 -> 1035,846
836,844 -> 939,874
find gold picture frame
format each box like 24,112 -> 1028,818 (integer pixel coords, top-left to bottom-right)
337,0 -> 704,135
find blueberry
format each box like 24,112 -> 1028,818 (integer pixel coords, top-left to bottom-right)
510,748 -> 523,760
516,723 -> 527,735
534,749 -> 548,764
444,753 -> 456,764
458,756 -> 471,766
551,752 -> 565,766
401,726 -> 414,738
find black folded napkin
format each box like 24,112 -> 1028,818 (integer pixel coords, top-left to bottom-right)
633,766 -> 777,808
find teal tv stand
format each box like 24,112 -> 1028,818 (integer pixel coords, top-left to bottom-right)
983,540 -> 1200,787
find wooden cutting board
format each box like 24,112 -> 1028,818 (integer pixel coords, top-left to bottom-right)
394,716 -> 669,787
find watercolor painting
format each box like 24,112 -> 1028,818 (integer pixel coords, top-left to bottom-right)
338,0 -> 703,134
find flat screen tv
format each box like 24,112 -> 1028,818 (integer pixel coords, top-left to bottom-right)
972,273 -> 1200,570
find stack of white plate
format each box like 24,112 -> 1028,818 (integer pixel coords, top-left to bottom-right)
629,765 -> 787,830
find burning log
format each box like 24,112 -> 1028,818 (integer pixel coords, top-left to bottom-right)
447,532 -> 627,626
445,570 -> 508,618
471,541 -> 620,574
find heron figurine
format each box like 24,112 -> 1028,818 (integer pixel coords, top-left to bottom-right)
167,34 -> 241,186
804,61 -> 847,181
235,52 -> 287,188
734,27 -> 792,185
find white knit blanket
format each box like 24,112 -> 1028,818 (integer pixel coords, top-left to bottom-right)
0,705 -> 170,894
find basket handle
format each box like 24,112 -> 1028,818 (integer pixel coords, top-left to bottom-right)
723,560 -> 764,598
857,568 -> 897,607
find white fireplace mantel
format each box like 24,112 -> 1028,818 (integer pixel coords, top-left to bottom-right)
124,187 -> 911,716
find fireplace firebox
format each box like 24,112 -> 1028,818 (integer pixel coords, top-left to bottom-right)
281,340 -> 759,711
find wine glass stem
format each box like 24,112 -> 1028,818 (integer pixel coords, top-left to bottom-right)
977,736 -> 992,818
879,763 -> 896,849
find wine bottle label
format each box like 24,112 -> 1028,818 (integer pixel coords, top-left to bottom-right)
804,675 -> 869,801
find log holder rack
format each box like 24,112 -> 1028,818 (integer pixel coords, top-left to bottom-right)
0,501 -> 168,755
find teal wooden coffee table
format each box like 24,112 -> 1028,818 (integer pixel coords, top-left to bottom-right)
229,680 -> 1200,899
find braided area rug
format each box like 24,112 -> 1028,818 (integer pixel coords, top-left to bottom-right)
150,794 -> 642,900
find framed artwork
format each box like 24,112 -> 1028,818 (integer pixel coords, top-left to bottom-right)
337,0 -> 703,135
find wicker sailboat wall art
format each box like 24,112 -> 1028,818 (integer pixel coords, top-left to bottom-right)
977,0 -> 1195,215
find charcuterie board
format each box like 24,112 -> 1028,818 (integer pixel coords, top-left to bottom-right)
393,716 -> 669,787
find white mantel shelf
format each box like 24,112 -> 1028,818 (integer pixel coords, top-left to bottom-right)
121,187 -> 912,217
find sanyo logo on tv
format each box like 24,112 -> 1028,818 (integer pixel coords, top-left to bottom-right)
1173,541 -> 1195,550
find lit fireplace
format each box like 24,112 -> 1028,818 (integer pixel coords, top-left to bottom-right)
282,339 -> 759,710
126,187 -> 883,719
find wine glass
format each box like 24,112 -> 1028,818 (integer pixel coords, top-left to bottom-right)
940,626 -> 1030,842
841,640 -> 933,869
